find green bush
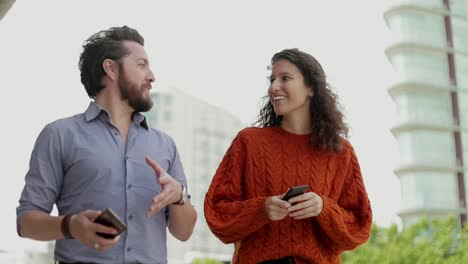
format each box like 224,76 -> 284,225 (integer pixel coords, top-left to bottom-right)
192,257 -> 223,264
343,216 -> 468,264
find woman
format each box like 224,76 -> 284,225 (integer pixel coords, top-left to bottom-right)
204,48 -> 372,264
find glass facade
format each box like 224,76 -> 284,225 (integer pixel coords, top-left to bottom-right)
394,92 -> 452,125
390,49 -> 449,86
386,0 -> 467,226
387,10 -> 445,47
396,130 -> 455,167
400,172 -> 458,211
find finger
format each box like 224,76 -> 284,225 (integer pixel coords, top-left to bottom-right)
290,207 -> 318,218
153,191 -> 172,206
95,234 -> 120,246
288,199 -> 313,212
82,210 -> 102,220
145,156 -> 165,177
98,239 -> 120,252
91,238 -> 118,252
288,192 -> 314,204
147,199 -> 165,218
293,211 -> 318,219
158,174 -> 172,185
271,197 -> 292,209
93,223 -> 118,236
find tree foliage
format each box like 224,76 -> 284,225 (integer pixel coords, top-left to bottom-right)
192,257 -> 223,264
343,216 -> 468,264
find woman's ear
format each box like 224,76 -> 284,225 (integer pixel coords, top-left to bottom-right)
102,59 -> 118,81
308,87 -> 314,97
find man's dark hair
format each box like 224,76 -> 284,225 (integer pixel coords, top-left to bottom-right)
79,26 -> 144,98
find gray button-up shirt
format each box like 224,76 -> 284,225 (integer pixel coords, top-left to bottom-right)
17,102 -> 187,264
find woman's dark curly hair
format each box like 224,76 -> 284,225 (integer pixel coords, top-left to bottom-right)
255,48 -> 348,152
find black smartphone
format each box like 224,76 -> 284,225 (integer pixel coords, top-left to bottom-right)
94,208 -> 127,239
282,185 -> 309,201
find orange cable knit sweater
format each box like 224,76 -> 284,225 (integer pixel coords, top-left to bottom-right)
204,127 -> 372,264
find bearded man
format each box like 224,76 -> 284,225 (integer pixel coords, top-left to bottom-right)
16,26 -> 196,264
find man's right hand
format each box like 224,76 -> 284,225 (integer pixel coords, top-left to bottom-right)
69,210 -> 120,252
265,195 -> 291,221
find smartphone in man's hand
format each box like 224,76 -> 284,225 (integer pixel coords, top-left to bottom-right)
94,208 -> 127,239
282,185 -> 309,201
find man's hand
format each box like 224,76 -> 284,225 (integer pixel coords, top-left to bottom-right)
145,156 -> 182,218
265,195 -> 291,221
69,210 -> 120,252
287,192 -> 323,219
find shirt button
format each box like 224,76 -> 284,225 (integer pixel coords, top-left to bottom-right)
127,247 -> 132,252
125,155 -> 129,160
128,215 -> 133,220
127,184 -> 132,189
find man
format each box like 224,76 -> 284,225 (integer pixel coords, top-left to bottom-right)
16,26 -> 197,264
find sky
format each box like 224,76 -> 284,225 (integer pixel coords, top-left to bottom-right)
0,0 -> 400,254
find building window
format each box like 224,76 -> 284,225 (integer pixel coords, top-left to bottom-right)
394,92 -> 452,126
399,172 -> 458,211
396,130 -> 456,167
455,54 -> 468,89
164,95 -> 172,106
391,49 -> 449,86
387,11 -> 445,47
163,111 -> 171,123
452,17 -> 468,53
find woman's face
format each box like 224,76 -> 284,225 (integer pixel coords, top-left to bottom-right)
268,59 -> 313,118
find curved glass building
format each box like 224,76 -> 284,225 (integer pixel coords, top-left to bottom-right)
384,0 -> 468,226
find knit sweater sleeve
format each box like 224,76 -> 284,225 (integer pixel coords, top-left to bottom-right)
204,131 -> 271,244
315,141 -> 372,253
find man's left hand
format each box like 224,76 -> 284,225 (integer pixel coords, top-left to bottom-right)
145,157 -> 182,218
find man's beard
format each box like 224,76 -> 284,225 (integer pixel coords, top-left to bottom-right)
118,74 -> 153,113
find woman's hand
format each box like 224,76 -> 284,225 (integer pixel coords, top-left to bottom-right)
287,192 -> 323,219
265,195 -> 291,221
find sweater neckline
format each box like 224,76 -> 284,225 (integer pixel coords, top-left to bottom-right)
273,126 -> 312,141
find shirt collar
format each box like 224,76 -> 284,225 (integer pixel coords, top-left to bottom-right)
84,101 -> 149,130
84,101 -> 103,122
133,112 -> 149,130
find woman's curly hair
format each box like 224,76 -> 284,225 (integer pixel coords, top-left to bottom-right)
255,48 -> 348,152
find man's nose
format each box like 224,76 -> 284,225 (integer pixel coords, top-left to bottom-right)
147,69 -> 156,82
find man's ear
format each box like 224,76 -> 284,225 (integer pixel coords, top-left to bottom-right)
102,59 -> 118,81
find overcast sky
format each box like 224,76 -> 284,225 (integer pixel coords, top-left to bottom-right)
0,0 -> 400,253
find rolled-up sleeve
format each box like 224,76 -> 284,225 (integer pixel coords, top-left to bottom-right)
16,123 -> 63,236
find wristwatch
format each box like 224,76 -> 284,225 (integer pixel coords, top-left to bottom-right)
174,184 -> 191,205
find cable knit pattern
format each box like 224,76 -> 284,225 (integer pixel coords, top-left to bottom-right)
204,127 -> 372,264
